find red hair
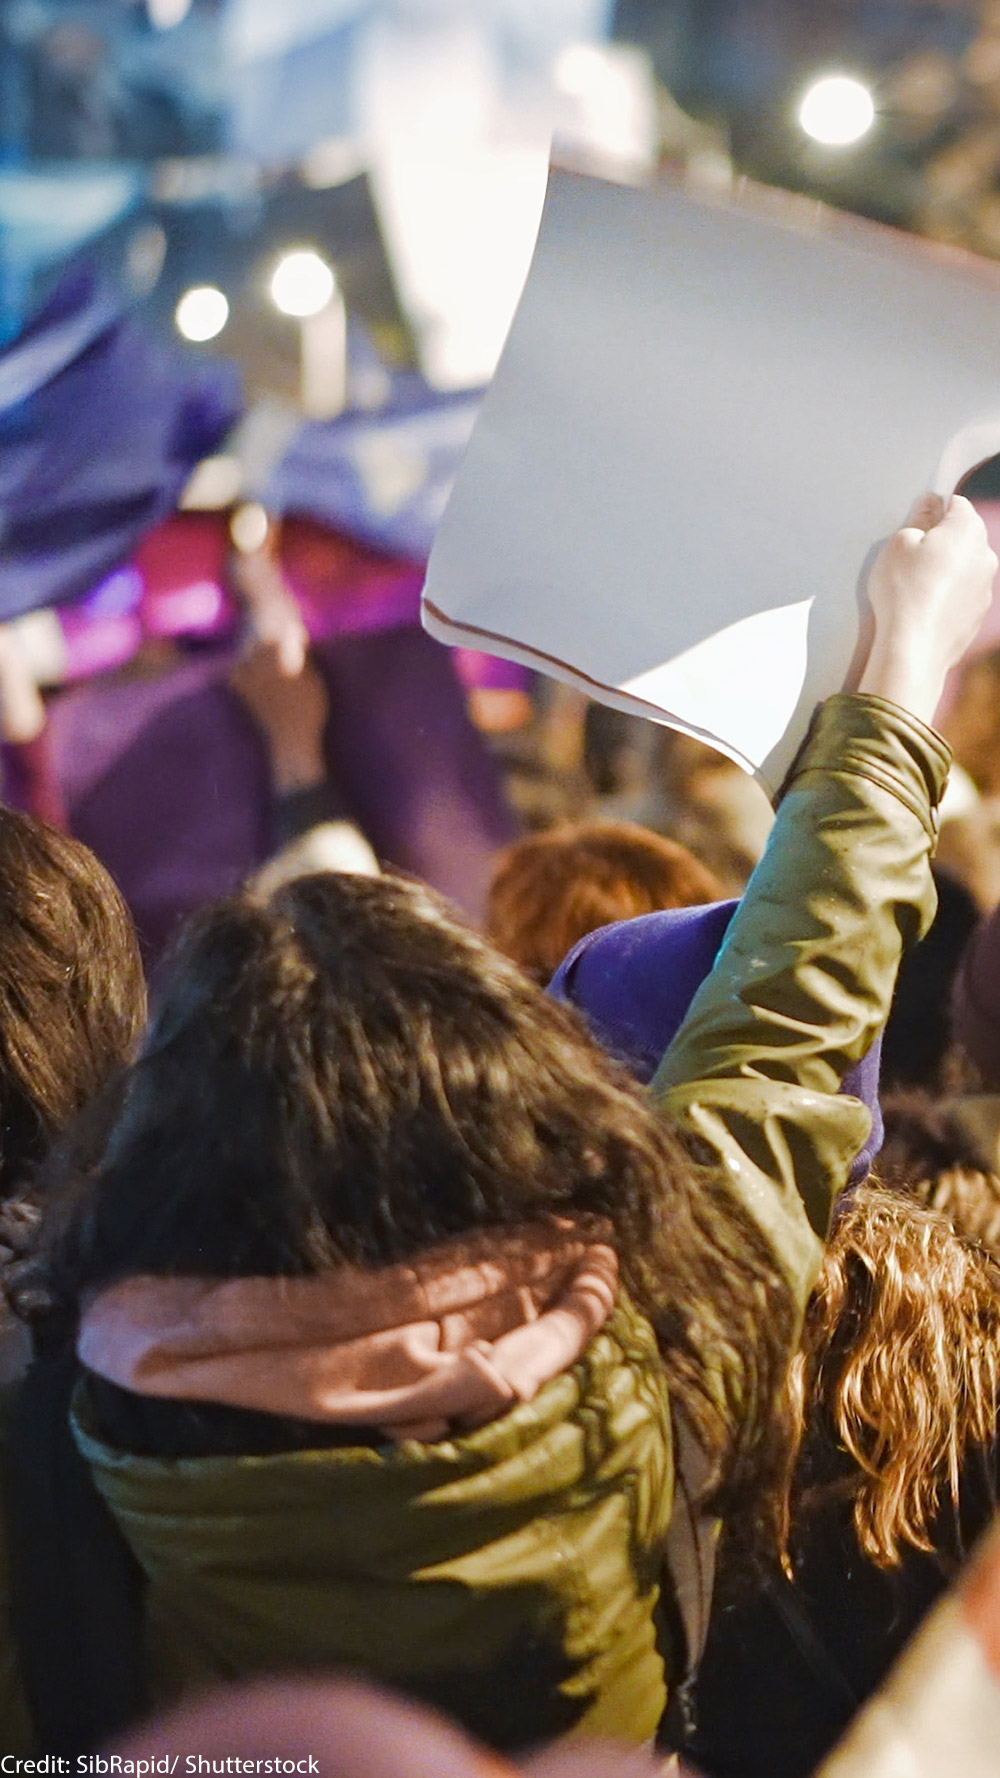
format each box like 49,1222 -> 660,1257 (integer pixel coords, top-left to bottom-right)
486,820 -> 722,984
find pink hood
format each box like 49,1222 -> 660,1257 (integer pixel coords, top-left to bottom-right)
78,1220 -> 620,1442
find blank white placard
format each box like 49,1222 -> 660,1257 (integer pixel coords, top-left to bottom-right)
422,168 -> 1000,795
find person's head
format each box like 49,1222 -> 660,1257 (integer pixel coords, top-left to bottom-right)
38,869 -> 794,1516
0,808 -> 144,1197
785,1179 -> 1000,1568
486,820 -> 722,985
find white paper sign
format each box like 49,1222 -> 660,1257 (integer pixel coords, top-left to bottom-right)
422,168 -> 1000,796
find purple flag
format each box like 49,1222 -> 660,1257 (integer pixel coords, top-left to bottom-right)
0,266 -> 241,621
266,378 -> 482,564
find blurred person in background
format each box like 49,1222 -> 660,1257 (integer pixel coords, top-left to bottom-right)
953,877 -> 1000,1098
939,646 -> 1000,801
486,820 -> 722,985
880,865 -> 979,1092
583,708 -> 774,898
107,1676 -> 677,1778
934,647 -> 1000,908
228,635 -> 380,896
34,507 -> 515,962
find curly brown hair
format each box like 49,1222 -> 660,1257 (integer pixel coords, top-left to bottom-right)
784,1181 -> 1000,1568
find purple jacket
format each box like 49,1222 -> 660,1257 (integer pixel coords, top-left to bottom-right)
550,899 -> 883,1184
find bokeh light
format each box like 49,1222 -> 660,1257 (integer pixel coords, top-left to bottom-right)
269,251 -> 336,319
798,75 -> 876,147
174,285 -> 229,343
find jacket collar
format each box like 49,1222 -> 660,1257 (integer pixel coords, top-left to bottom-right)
77,1220 -> 619,1442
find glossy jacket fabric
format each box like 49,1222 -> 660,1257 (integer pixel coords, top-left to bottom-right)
2,694 -> 949,1753
547,900 -> 884,1183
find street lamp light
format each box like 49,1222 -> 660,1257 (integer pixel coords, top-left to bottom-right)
798,75 -> 876,147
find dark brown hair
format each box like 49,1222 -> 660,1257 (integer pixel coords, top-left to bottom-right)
486,820 -> 722,984
879,1088 -> 1000,1250
0,808 -> 145,1196
37,869 -> 793,1522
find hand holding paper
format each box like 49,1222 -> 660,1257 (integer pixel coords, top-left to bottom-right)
860,494 -> 997,723
423,168 -> 1000,794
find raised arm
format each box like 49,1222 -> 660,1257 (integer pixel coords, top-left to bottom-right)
654,494 -> 996,1301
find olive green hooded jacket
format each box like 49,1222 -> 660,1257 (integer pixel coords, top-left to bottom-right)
0,693 -> 950,1753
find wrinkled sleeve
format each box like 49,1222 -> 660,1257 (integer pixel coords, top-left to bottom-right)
651,693 -> 950,1307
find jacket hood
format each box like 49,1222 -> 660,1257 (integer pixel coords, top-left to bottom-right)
77,1220 -> 619,1442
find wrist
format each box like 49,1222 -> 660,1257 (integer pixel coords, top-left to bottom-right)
857,634 -> 946,728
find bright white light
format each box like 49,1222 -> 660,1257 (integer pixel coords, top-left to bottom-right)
175,285 -> 229,343
270,250 -> 336,319
148,0 -> 193,27
799,75 -> 875,146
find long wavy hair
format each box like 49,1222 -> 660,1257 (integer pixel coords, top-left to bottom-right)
0,807 -> 145,1198
783,1180 -> 1000,1569
27,869 -> 795,1524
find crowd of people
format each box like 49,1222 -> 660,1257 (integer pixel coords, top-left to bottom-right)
0,488 -> 1000,1778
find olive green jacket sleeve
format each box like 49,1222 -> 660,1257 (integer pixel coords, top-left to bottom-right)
651,692 -> 950,1320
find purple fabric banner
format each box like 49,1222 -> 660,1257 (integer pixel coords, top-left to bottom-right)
0,266 -> 241,621
266,379 -> 482,564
